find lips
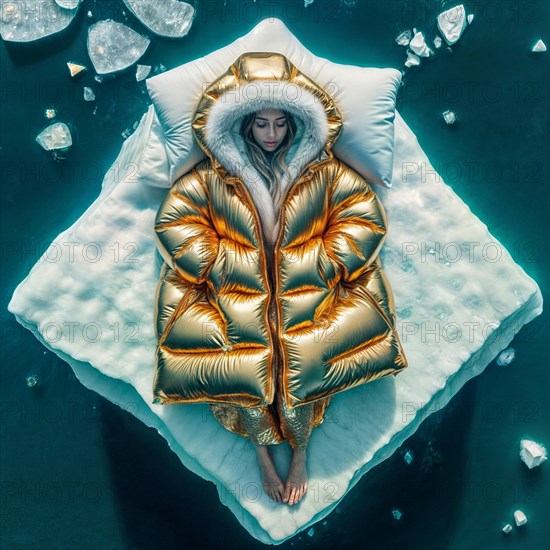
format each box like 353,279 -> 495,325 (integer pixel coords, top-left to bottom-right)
265,142 -> 277,146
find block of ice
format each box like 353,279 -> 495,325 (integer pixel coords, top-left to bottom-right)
437,4 -> 467,45
532,39 -> 547,53
520,439 -> 547,469
8,106 -> 543,544
122,0 -> 194,38
35,122 -> 72,151
87,20 -> 150,75
67,62 -> 86,77
514,510 -> 528,526
442,110 -> 457,124
0,0 -> 80,42
55,0 -> 80,8
83,86 -> 95,101
496,347 -> 515,366
409,31 -> 433,57
502,523 -> 512,534
405,51 -> 421,68
395,30 -> 412,47
136,64 -> 152,81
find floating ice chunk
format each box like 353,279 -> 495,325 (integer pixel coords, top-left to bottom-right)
44,108 -> 57,119
392,509 -> 403,520
442,110 -> 457,124
405,51 -> 421,68
67,62 -> 86,77
304,0 -> 315,7
121,0 -> 194,38
409,31 -> 433,57
403,449 -> 414,464
520,439 -> 547,469
26,374 -> 39,387
83,87 -> 96,101
94,75 -> 103,83
136,64 -> 152,81
307,527 -> 314,536
55,0 -> 81,8
467,14 -> 474,25
514,510 -> 527,527
502,524 -> 512,534
433,36 -> 443,48
395,29 -> 413,47
532,39 -> 547,53
36,122 -> 72,151
437,4 -> 467,45
496,347 -> 515,366
86,10 -> 93,18
87,20 -> 150,75
0,0 -> 80,42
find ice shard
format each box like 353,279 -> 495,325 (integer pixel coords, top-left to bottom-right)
36,122 -> 72,151
121,0 -> 194,38
0,0 -> 80,42
404,51 -> 421,68
83,87 -> 96,101
532,39 -> 547,53
409,31 -> 433,57
395,30 -> 412,47
136,64 -> 152,81
514,510 -> 527,527
496,347 -> 515,366
87,20 -> 150,75
437,4 -> 467,45
520,439 -> 547,469
55,0 -> 81,8
67,62 -> 86,77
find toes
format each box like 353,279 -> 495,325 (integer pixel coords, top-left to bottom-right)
289,486 -> 297,505
283,484 -> 290,502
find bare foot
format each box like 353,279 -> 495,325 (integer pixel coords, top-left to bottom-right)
284,450 -> 307,506
255,445 -> 285,503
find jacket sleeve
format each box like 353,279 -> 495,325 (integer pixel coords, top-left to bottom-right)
154,169 -> 219,285
322,163 -> 388,283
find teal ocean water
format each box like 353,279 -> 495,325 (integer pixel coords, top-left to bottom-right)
1,1 -> 548,548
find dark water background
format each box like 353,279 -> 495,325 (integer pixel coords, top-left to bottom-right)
1,1 -> 549,548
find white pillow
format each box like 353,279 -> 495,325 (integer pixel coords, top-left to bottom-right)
135,105 -> 171,189
146,18 -> 401,188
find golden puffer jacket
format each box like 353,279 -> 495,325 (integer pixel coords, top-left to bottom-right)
152,52 -> 408,409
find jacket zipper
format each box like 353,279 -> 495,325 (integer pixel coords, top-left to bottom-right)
271,155 -> 334,408
224,155 -> 333,407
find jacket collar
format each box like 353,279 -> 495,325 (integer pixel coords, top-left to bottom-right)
191,52 -> 343,242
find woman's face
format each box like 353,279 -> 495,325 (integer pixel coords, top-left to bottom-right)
251,109 -> 288,153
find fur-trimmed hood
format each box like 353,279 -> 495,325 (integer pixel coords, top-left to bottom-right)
191,52 -> 343,241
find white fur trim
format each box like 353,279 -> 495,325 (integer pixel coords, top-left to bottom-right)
204,81 -> 329,242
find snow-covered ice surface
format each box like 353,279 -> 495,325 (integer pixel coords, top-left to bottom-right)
8,105 -> 543,544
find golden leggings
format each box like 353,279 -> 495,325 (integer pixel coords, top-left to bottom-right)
209,393 -> 332,453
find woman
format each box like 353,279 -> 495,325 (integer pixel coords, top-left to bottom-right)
207,107 -> 333,506
152,52 -> 408,507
